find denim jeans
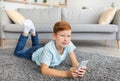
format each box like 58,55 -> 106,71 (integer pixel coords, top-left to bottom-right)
14,33 -> 44,60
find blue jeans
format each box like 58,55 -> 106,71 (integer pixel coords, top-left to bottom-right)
14,33 -> 44,60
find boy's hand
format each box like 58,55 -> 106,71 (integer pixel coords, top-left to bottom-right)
67,67 -> 78,78
77,66 -> 87,77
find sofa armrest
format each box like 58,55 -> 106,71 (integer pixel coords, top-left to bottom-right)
1,8 -> 12,39
112,10 -> 120,40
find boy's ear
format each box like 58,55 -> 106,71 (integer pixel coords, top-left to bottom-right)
52,33 -> 56,40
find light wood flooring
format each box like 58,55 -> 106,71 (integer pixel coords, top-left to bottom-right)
1,40 -> 120,57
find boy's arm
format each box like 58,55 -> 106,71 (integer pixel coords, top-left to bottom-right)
69,51 -> 79,68
69,51 -> 87,77
41,63 -> 77,78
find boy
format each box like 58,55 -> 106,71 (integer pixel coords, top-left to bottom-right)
14,20 -> 87,78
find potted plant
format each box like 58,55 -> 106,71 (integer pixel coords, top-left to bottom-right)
43,0 -> 47,3
82,6 -> 87,9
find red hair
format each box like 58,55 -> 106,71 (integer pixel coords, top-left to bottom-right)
53,21 -> 71,34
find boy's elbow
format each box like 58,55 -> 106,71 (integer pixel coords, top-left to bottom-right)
41,67 -> 45,74
40,67 -> 48,75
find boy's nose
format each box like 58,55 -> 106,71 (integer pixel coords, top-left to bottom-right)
64,37 -> 68,41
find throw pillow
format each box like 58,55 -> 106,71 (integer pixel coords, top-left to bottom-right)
98,7 -> 116,24
6,10 -> 26,24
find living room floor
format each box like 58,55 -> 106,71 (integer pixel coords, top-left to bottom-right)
1,40 -> 120,58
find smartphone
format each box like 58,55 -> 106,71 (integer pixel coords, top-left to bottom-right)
77,60 -> 88,70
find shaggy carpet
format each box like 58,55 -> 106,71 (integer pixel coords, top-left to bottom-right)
0,48 -> 120,81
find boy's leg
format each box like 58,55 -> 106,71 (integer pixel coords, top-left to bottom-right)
23,46 -> 41,60
23,20 -> 45,59
14,33 -> 41,60
14,19 -> 32,59
14,34 -> 29,58
23,34 -> 45,60
31,33 -> 40,46
28,19 -> 43,46
15,19 -> 44,60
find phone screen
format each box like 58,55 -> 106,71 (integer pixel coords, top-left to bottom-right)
78,60 -> 88,70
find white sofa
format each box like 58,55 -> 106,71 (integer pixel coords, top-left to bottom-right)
0,8 -> 120,48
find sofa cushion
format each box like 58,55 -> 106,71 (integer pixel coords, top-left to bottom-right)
17,8 -> 61,25
3,24 -> 53,33
61,8 -> 103,24
3,24 -> 24,32
98,7 -> 116,24
6,10 -> 26,24
4,24 -> 118,33
70,24 -> 118,33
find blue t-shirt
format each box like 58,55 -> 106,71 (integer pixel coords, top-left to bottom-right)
32,40 -> 76,67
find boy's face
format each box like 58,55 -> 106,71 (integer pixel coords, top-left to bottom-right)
53,30 -> 71,48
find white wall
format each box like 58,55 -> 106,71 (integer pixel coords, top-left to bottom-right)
1,0 -> 120,10
67,0 -> 120,9
1,1 -> 48,10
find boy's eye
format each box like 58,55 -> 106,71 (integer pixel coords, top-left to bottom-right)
60,35 -> 71,37
68,35 -> 71,37
61,35 -> 64,37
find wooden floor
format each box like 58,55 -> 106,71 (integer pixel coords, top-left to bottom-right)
73,40 -> 120,58
1,39 -> 120,57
